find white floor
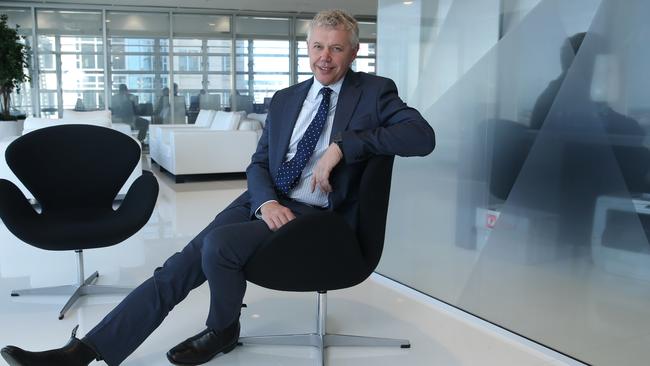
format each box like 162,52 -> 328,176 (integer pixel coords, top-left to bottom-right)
0,158 -> 585,366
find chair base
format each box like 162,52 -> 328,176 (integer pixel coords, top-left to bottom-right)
238,292 -> 410,366
239,333 -> 409,366
10,251 -> 133,319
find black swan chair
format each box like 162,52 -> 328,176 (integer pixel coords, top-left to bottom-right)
0,124 -> 159,319
241,155 -> 409,365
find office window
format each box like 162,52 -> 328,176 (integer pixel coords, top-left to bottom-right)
0,6 -> 376,118
173,14 -> 232,112
235,39 -> 290,106
36,10 -> 104,117
107,11 -> 170,125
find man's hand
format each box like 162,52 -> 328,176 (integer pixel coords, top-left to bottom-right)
260,201 -> 296,231
311,143 -> 343,193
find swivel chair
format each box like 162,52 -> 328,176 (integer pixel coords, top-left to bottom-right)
0,125 -> 159,319
242,156 -> 409,365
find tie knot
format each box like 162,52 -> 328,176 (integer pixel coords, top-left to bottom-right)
320,87 -> 332,99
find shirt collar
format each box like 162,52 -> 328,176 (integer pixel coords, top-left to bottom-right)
308,75 -> 345,101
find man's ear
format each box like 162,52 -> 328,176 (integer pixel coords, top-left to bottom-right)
351,44 -> 360,63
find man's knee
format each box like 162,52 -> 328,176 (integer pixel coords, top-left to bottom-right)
201,227 -> 241,269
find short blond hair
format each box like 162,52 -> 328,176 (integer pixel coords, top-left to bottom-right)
307,9 -> 359,48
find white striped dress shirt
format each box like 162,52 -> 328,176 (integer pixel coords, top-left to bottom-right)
285,77 -> 343,207
256,76 -> 344,216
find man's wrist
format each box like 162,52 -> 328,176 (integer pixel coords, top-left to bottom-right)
331,131 -> 344,159
256,200 -> 278,219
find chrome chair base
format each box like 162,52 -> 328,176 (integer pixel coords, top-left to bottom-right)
239,292 -> 410,366
10,250 -> 132,319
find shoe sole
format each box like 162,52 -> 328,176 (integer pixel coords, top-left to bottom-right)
166,341 -> 238,366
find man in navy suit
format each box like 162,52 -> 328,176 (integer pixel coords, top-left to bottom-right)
1,9 -> 434,366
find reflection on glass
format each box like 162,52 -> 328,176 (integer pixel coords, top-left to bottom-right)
378,0 -> 650,365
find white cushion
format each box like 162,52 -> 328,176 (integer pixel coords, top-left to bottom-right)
238,119 -> 263,131
195,110 -> 217,127
210,111 -> 243,131
62,109 -> 112,126
246,113 -> 267,126
22,117 -> 62,135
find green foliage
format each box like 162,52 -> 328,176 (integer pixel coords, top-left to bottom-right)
0,14 -> 31,120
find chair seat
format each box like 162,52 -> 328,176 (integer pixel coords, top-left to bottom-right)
12,210 -> 145,251
244,212 -> 371,292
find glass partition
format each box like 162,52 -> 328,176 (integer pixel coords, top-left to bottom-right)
378,0 -> 650,365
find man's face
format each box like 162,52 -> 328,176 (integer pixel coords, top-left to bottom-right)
308,25 -> 359,86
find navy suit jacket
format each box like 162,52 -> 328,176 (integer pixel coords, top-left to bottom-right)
240,70 -> 435,228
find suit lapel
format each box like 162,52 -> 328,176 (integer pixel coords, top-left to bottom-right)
330,70 -> 361,141
271,79 -> 312,173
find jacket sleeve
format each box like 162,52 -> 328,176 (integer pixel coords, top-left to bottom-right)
338,78 -> 435,163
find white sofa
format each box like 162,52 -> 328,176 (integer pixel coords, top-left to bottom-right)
150,110 -> 264,181
0,110 -> 144,200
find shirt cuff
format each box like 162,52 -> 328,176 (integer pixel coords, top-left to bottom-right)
255,200 -> 278,219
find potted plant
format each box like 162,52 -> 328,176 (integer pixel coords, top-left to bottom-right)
0,13 -> 30,124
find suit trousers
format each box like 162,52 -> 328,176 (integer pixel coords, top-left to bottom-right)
83,194 -> 321,366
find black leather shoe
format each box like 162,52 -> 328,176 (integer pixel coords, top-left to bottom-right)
1,325 -> 98,366
166,320 -> 240,365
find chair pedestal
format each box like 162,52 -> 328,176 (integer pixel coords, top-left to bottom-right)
10,250 -> 133,319
239,292 -> 410,366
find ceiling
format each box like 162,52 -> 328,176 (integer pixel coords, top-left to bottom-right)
33,0 -> 379,17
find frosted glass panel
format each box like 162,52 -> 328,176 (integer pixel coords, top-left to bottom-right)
107,12 -> 170,37
1,8 -> 32,33
235,16 -> 289,36
378,0 -> 650,365
173,14 -> 230,35
37,10 -> 102,36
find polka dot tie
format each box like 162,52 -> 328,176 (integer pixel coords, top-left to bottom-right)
275,87 -> 333,196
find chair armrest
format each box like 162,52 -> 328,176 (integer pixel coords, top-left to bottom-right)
0,179 -> 39,238
115,172 -> 159,233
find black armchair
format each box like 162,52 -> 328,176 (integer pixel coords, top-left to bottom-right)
0,125 -> 159,319
241,156 -> 409,365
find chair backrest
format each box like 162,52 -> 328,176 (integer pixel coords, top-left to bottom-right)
5,125 -> 140,214
210,111 -> 244,130
195,109 -> 217,127
200,93 -> 221,110
233,94 -> 254,114
356,155 -> 395,272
